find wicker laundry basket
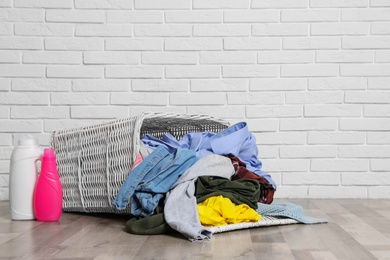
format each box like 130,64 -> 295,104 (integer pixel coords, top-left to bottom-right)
50,112 -> 230,213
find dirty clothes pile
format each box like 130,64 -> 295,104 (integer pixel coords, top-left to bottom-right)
114,121 -> 276,241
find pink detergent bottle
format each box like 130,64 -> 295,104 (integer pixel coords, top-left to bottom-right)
33,148 -> 63,222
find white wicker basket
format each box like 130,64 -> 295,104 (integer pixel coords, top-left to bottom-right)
51,112 -> 230,213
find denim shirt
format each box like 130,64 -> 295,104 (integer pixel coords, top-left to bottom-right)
113,145 -> 199,217
142,122 -> 276,189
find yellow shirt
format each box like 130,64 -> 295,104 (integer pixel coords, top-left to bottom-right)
198,195 -> 261,226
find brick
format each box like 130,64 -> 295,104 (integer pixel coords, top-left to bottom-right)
0,188 -> 9,200
316,50 -> 373,63
258,51 -> 313,64
311,22 -> 368,36
76,24 -> 133,37
51,93 -> 108,105
0,0 -> 12,7
135,25 -> 191,37
286,91 -> 344,104
0,134 -> 12,146
224,37 -> 280,50
135,0 -> 190,9
308,78 -> 367,90
0,120 -> 42,132
340,119 -> 390,131
371,159 -> 390,171
0,107 -> 8,118
367,132 -> 390,144
15,23 -> 73,36
281,146 -> 337,158
246,105 -> 302,117
252,0 -> 307,8
0,79 -> 10,91
107,11 -> 163,23
0,148 -> 12,159
166,11 -> 222,23
45,38 -> 103,51
11,106 -> 69,119
44,119 -> 105,132
311,159 -> 369,172
129,106 -> 186,116
305,104 -> 362,117
75,0 -> 132,9
310,0 -> 368,8
245,119 -> 279,132
187,106 -> 245,119
250,78 -> 307,91
262,159 -> 309,172
0,8 -> 43,22
346,91 -> 390,104
371,22 -> 390,35
341,172 -> 388,186
368,77 -> 390,90
106,38 -> 163,51
309,186 -> 368,199
46,10 -> 105,23
170,93 -> 225,105
371,0 -> 390,6
191,79 -> 248,92
223,65 -> 278,78
343,36 -> 390,49
369,187 -> 390,199
253,23 -> 308,36
229,93 -> 284,105
364,105 -> 390,117
194,24 -> 250,37
0,37 -> 43,50
281,65 -> 338,77
72,79 -> 130,92
342,8 -> 390,21
193,0 -> 250,9
258,146 -> 278,159
84,52 -> 139,65
274,186 -> 309,199
0,65 -> 44,78
111,92 -> 167,106
283,37 -> 340,50
308,132 -> 365,145
200,51 -> 256,64
339,146 -> 390,158
283,172 -> 340,185
106,66 -> 162,79
0,51 -> 21,63
71,106 -> 128,119
282,9 -> 339,22
253,132 -> 306,145
23,51 -> 82,64
142,52 -> 197,65
280,118 -> 337,131
12,79 -> 70,92
0,22 -> 12,35
224,10 -> 279,22
376,51 -> 390,63
132,79 -> 188,92
15,0 -> 73,8
47,66 -> 103,78
166,65 -> 220,78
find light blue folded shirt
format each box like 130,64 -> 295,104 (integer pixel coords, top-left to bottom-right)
142,121 -> 276,189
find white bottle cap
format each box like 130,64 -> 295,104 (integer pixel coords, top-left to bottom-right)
18,135 -> 37,147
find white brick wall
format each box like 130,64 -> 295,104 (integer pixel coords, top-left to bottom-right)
1,0 -> 389,200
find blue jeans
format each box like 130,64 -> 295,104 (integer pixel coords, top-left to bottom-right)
114,145 -> 198,217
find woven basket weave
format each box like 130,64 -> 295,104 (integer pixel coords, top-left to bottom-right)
51,112 -> 230,213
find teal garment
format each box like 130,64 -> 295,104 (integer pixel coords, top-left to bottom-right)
195,176 -> 260,209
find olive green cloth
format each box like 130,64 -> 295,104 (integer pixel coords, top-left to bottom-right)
195,176 -> 260,209
126,213 -> 173,235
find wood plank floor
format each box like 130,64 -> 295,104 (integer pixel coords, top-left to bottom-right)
1,199 -> 389,260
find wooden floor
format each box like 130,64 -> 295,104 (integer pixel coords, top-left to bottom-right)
1,199 -> 390,260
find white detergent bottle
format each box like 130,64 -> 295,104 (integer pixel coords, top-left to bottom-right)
9,135 -> 42,220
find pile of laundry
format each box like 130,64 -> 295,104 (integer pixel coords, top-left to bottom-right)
113,121 -> 323,241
